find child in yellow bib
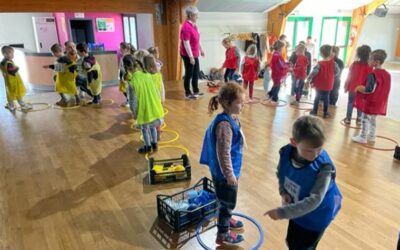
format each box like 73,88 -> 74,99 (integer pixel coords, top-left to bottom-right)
43,44 -> 79,107
0,46 -> 32,112
124,54 -> 164,154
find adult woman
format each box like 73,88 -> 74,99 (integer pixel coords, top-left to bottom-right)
180,5 -> 204,99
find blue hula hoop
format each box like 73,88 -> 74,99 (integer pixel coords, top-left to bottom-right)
196,211 -> 264,250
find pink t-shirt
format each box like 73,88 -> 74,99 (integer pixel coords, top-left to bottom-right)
180,20 -> 200,58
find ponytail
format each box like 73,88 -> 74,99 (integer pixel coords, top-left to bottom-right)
208,82 -> 245,114
208,95 -> 219,114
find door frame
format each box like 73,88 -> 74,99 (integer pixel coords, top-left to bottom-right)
319,16 -> 351,61
122,14 -> 138,50
286,16 -> 314,48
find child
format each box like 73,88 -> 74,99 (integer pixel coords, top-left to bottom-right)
0,46 -> 32,111
44,44 -> 79,107
343,45 -> 372,125
242,44 -> 259,103
200,83 -> 246,246
329,46 -> 344,106
265,115 -> 342,250
306,45 -> 339,118
221,37 -> 241,83
144,54 -> 165,140
119,42 -> 131,107
352,49 -> 391,144
291,44 -> 309,105
124,54 -> 164,153
148,46 -> 163,72
267,40 -> 289,103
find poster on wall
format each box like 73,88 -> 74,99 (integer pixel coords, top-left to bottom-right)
96,18 -> 115,32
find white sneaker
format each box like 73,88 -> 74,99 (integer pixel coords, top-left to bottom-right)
5,103 -> 16,112
367,136 -> 376,142
21,104 -> 33,111
352,135 -> 367,144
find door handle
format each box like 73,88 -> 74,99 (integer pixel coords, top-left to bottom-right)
40,42 -> 43,48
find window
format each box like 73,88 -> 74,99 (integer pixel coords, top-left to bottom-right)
123,15 -> 138,49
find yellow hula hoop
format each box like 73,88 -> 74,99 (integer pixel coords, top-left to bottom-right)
145,144 -> 190,161
132,122 -> 167,131
163,108 -> 169,115
17,103 -> 52,112
139,129 -> 179,144
161,122 -> 167,130
100,99 -> 114,105
52,104 -> 81,110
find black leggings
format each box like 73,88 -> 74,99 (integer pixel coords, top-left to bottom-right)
224,68 -> 235,82
181,56 -> 200,95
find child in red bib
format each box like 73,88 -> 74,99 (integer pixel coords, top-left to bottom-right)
291,44 -> 309,105
242,44 -> 260,103
267,40 -> 289,103
221,37 -> 241,83
306,45 -> 339,118
352,49 -> 391,144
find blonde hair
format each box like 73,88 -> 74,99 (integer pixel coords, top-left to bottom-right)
134,49 -> 150,66
208,82 -> 245,114
1,46 -> 13,56
143,55 -> 158,74
246,44 -> 257,57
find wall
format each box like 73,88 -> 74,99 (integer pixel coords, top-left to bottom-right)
0,13 -> 52,52
358,14 -> 400,61
136,14 -> 155,49
63,12 -> 124,51
196,12 -> 267,74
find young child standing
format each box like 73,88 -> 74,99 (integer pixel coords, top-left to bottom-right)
44,44 -> 79,107
267,40 -> 289,103
291,44 -> 309,105
119,42 -> 131,107
352,49 -> 391,144
242,44 -> 259,103
124,54 -> 164,153
306,45 -> 339,118
200,83 -> 246,246
329,46 -> 344,106
0,46 -> 32,111
221,37 -> 241,83
76,43 -> 103,105
265,115 -> 342,250
343,45 -> 372,125
148,46 -> 163,72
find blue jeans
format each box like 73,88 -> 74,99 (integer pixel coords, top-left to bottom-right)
346,92 -> 361,120
224,68 -> 235,82
312,90 -> 330,115
294,79 -> 305,102
263,70 -> 271,93
268,84 -> 281,102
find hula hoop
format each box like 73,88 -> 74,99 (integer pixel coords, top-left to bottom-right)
144,144 -> 190,161
161,122 -> 167,130
340,118 -> 361,129
290,101 -> 313,111
196,211 -> 264,250
17,103 -> 51,112
359,135 -> 398,151
164,108 -> 169,116
100,99 -> 114,105
261,99 -> 287,107
140,129 -> 179,144
53,104 -> 80,110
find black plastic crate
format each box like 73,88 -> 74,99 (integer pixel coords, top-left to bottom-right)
149,154 -> 191,184
157,177 -> 217,232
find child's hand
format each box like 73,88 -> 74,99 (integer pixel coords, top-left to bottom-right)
226,176 -> 238,186
264,208 -> 281,220
281,194 -> 292,205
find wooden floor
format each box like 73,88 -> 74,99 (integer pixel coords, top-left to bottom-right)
0,77 -> 400,250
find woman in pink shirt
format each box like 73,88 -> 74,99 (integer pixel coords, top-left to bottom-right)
180,5 -> 205,99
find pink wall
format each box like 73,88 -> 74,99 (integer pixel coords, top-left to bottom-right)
54,12 -> 124,51
54,12 -> 69,46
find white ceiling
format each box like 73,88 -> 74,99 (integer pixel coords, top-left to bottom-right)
197,0 -> 286,13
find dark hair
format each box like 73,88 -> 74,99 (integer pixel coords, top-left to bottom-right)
370,49 -> 387,65
332,46 -> 340,58
292,116 -> 325,148
50,43 -> 62,53
208,82 -> 244,114
143,55 -> 158,74
279,34 -> 287,40
272,40 -> 285,51
307,36 -> 312,40
76,43 -> 88,53
123,54 -> 143,72
320,44 -> 332,58
1,45 -> 13,55
129,43 -> 137,54
356,45 -> 371,63
120,42 -> 130,50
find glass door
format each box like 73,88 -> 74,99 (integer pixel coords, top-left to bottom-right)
123,15 -> 138,49
285,16 -> 313,53
319,17 -> 351,61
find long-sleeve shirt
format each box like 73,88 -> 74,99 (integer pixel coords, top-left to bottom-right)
215,117 -> 240,179
127,83 -> 138,119
277,149 -> 334,219
364,73 -> 377,93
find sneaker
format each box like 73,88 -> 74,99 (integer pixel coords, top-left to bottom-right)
352,135 -> 367,144
120,101 -> 129,107
323,113 -> 330,118
194,92 -> 204,96
20,103 -> 33,111
356,118 -> 362,125
216,231 -> 244,246
185,93 -> 194,100
367,135 -> 376,142
343,118 -> 351,125
309,111 -> 318,116
56,99 -> 68,107
229,218 -> 244,231
75,99 -> 81,106
151,143 -> 158,151
5,103 -> 16,112
137,145 -> 152,154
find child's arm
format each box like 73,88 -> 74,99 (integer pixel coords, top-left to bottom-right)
6,62 -> 19,76
355,73 -> 376,94
344,63 -> 354,92
235,47 -> 241,72
216,121 -> 237,186
127,84 -> 138,119
265,164 -> 334,220
334,62 -> 340,78
306,63 -> 320,84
